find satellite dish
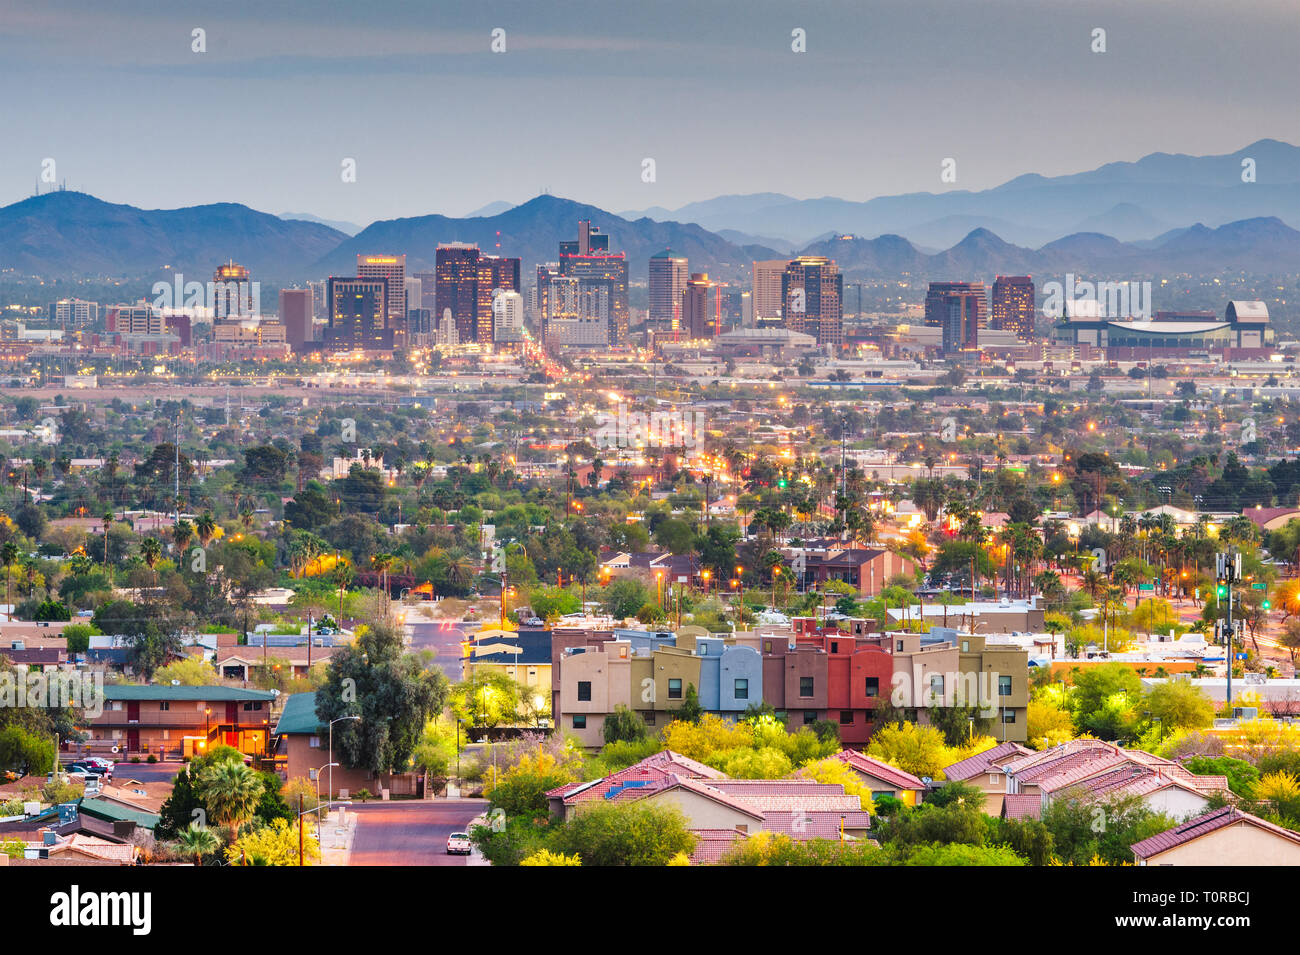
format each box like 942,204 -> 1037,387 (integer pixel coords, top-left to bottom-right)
111,746 -> 120,754
920,776 -> 933,786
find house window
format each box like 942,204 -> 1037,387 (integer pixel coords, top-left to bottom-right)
734,678 -> 749,700
242,701 -> 263,711
577,681 -> 592,702
644,712 -> 655,726
668,678 -> 683,700
929,674 -> 944,698
961,640 -> 970,653
839,710 -> 854,725
1001,708 -> 1016,724
864,677 -> 879,698
830,641 -> 839,654
904,709 -> 918,723
896,640 -> 904,651
763,641 -> 773,653
799,676 -> 814,698
158,701 -> 170,711
988,773 -> 1001,785
572,714 -> 587,729
999,675 -> 1013,697
803,711 -> 819,724
308,735 -> 321,748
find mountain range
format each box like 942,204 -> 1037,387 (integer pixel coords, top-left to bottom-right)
2,139 -> 1299,284
620,139 -> 1300,248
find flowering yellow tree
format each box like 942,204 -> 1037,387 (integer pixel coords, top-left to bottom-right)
226,818 -> 319,866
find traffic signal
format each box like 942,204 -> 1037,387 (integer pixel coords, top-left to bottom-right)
1262,599 -> 1272,610
1216,582 -> 1228,599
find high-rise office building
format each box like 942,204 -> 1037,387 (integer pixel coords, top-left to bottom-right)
558,221 -> 628,345
925,281 -> 987,353
781,256 -> 843,346
357,255 -> 407,331
107,304 -> 164,336
435,244 -> 482,344
279,288 -> 314,354
326,277 -> 391,349
433,244 -> 521,344
404,277 -> 423,319
492,290 -> 525,343
213,261 -> 255,318
681,273 -> 720,340
991,275 -> 1035,341
753,259 -> 789,324
648,249 -> 689,333
49,298 -> 99,330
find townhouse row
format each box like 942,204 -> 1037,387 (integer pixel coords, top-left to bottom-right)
553,624 -> 1030,747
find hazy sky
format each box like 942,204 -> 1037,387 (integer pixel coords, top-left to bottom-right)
2,0 -> 1295,224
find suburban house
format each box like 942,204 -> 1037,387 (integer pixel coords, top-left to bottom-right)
214,647 -> 336,682
792,547 -> 917,596
833,750 -> 927,806
84,685 -> 277,759
273,691 -> 424,798
940,740 -> 1033,815
1130,807 -> 1300,865
999,740 -> 1230,821
545,750 -> 871,860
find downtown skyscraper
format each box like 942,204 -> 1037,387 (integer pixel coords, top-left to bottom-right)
648,248 -> 689,335
991,275 -> 1036,341
781,256 -> 843,346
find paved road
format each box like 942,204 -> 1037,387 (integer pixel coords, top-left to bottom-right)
408,620 -> 474,679
349,800 -> 489,865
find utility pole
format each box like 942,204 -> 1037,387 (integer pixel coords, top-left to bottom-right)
174,417 -> 181,525
1217,550 -> 1240,713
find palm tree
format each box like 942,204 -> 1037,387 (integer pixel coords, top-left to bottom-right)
195,761 -> 264,837
196,512 -> 217,546
173,519 -> 195,552
101,511 -> 113,565
0,540 -> 17,621
140,536 -> 162,571
173,822 -> 221,866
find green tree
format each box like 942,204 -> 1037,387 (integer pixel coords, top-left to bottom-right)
315,619 -> 450,776
547,802 -> 697,867
194,760 -> 265,837
602,705 -> 649,744
172,822 -> 221,866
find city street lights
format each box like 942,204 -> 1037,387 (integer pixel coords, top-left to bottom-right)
329,715 -> 361,805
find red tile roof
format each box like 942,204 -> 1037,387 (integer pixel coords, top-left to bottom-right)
941,741 -> 1033,782
1001,793 -> 1042,820
1130,807 -> 1300,860
834,750 -> 927,790
689,828 -> 745,865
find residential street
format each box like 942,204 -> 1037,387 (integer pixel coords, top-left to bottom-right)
348,799 -> 489,865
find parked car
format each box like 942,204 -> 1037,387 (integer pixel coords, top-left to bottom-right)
68,761 -> 112,780
523,617 -> 544,627
446,832 -> 472,855
81,757 -> 115,772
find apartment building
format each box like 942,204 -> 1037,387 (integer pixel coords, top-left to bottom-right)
554,624 -> 1031,747
85,685 -> 277,759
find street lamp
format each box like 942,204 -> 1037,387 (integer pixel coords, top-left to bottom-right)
329,715 -> 361,806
